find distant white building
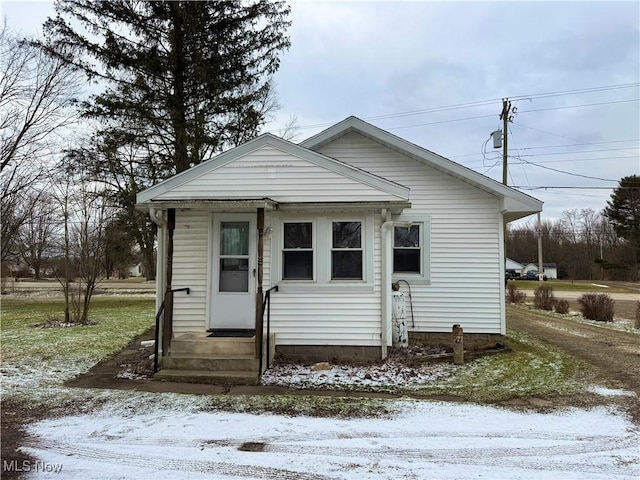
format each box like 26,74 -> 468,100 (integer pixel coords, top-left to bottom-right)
524,262 -> 558,279
506,258 -> 524,273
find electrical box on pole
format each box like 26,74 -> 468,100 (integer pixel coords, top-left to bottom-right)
491,130 -> 502,149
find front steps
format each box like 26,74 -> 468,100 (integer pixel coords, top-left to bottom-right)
154,333 -> 274,386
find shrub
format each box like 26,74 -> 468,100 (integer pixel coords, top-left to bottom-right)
554,299 -> 570,314
578,293 -> 615,322
506,283 -> 526,304
534,285 -> 556,311
635,301 -> 640,329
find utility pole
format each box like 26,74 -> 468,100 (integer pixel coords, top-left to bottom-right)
499,98 -> 513,186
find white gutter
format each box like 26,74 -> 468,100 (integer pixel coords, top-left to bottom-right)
380,211 -> 413,359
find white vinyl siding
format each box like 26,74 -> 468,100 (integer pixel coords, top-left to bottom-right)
154,145 -> 405,203
317,132 -> 503,334
172,209 -> 209,333
267,213 -> 381,346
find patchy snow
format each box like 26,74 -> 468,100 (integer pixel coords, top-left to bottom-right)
22,400 -> 639,480
261,360 -> 454,391
591,284 -> 611,288
587,385 -> 637,397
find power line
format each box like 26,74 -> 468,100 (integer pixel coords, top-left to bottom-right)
518,98 -> 639,114
296,82 -> 640,131
449,138 -> 640,159
511,156 -> 619,182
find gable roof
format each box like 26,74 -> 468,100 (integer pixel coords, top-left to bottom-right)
301,116 -> 543,222
137,132 -> 410,206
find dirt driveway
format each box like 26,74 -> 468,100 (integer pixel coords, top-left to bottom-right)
507,305 -> 640,421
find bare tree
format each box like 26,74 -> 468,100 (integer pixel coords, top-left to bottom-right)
0,24 -> 82,271
0,24 -> 81,176
19,190 -> 59,279
52,176 -> 111,324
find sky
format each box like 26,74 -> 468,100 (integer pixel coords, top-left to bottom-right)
2,0 -> 639,224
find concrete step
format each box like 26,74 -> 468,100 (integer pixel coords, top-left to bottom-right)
162,355 -> 259,372
154,369 -> 260,386
171,335 -> 255,356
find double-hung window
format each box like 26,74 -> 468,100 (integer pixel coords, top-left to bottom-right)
392,220 -> 430,282
393,225 -> 421,274
282,222 -> 313,280
331,221 -> 363,280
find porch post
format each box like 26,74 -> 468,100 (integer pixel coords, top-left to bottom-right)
255,208 -> 265,358
162,208 -> 176,356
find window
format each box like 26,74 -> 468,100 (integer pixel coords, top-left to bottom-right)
331,221 -> 363,280
283,222 -> 313,280
393,225 -> 421,274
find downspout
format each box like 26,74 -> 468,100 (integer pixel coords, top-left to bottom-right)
380,210 -> 413,360
498,204 -> 507,335
150,208 -> 167,317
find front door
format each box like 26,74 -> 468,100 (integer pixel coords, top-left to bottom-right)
210,213 -> 256,329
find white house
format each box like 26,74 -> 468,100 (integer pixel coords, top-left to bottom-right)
136,116 -> 543,384
506,258 -> 524,274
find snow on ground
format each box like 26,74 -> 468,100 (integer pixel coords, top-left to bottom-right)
22,400 -> 639,480
261,360 -> 454,391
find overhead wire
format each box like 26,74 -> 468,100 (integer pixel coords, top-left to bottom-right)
295,82 -> 640,131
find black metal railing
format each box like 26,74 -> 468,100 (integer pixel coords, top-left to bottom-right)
258,285 -> 278,375
153,287 -> 190,373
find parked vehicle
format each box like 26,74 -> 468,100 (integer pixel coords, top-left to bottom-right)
525,270 -> 547,281
505,270 -> 519,280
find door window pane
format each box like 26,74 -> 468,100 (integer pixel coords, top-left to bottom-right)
219,258 -> 249,292
220,222 -> 249,256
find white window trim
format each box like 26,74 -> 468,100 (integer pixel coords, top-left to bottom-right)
391,216 -> 431,285
272,213 -> 375,293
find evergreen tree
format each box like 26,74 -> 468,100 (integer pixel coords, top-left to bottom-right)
40,0 -> 291,173
37,0 -> 291,279
603,175 -> 640,279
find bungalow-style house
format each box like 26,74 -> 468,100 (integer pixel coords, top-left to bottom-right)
136,116 -> 543,384
524,262 -> 558,279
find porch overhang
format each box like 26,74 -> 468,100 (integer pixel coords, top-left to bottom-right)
136,198 -> 411,215
278,201 -> 411,215
135,198 -> 279,213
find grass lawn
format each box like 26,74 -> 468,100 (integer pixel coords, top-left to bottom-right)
510,279 -> 637,293
1,295 -> 154,391
0,294 -> 593,416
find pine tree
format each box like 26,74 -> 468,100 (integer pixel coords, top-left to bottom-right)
37,0 -> 291,279
603,175 -> 640,279
40,0 -> 291,173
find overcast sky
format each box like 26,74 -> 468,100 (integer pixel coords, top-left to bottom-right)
2,0 -> 639,224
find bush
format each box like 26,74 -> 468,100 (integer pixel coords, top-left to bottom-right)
578,293 -> 615,322
635,301 -> 640,330
534,285 -> 556,311
554,299 -> 570,314
506,283 -> 526,304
